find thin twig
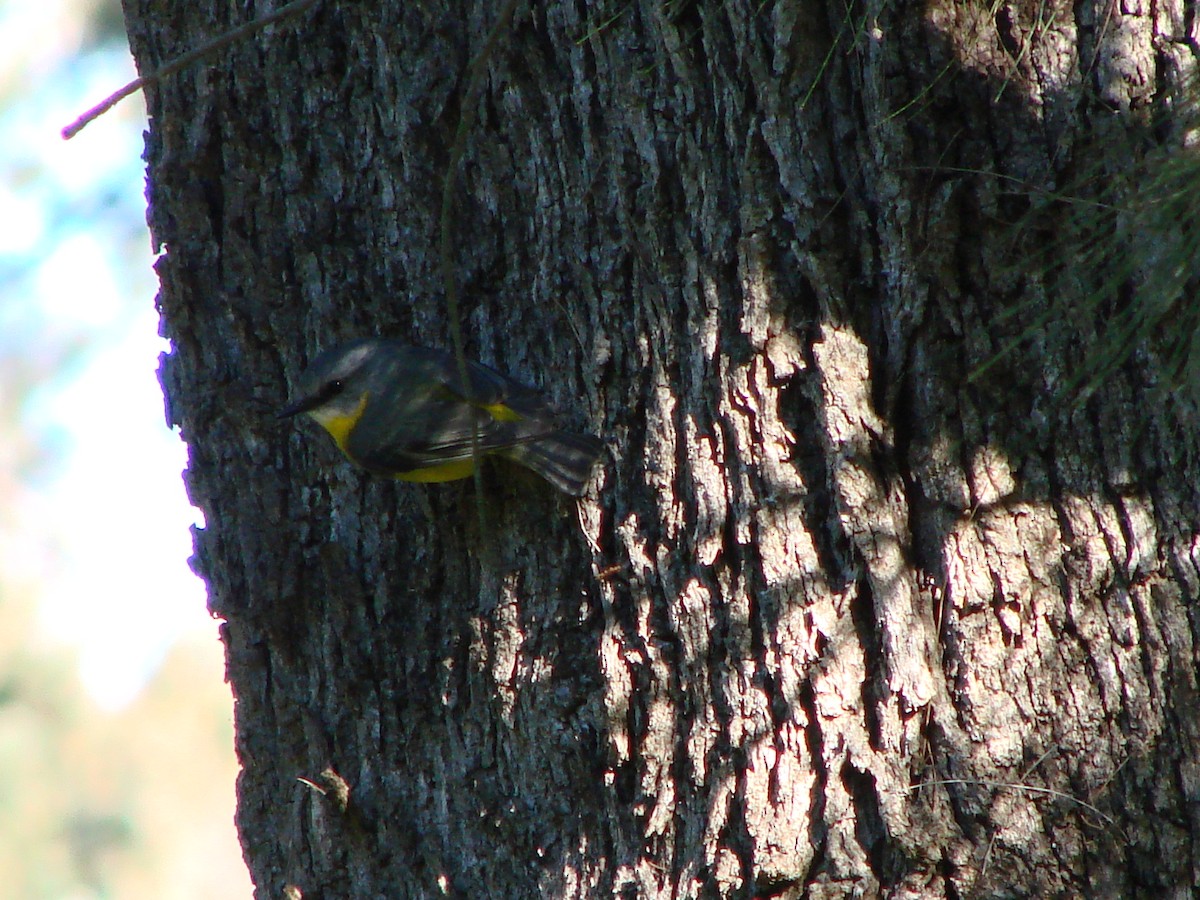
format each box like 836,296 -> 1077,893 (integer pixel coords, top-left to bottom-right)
902,777 -> 1118,829
439,0 -> 522,375
63,0 -> 322,139
971,746 -> 1057,890
437,0 -> 521,508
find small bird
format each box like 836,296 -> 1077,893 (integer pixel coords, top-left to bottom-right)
278,338 -> 603,495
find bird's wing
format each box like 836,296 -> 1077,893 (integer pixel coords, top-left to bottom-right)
430,353 -> 562,425
345,374 -> 555,475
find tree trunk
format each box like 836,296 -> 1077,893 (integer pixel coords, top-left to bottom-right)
122,0 -> 1200,896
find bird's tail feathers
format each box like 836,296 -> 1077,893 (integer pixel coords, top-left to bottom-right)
502,431 -> 603,496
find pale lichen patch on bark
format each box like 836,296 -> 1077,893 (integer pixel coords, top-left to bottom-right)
486,573 -> 525,723
683,415 -> 727,567
812,325 -> 938,715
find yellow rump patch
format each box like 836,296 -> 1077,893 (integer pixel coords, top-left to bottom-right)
394,459 -> 477,483
481,402 -> 522,423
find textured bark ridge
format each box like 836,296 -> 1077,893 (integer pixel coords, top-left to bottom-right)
123,0 -> 1200,896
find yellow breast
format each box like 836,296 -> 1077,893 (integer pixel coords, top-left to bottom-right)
310,392 -> 370,452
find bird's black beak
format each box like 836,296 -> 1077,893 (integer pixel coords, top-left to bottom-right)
277,395 -> 320,419
278,377 -> 344,419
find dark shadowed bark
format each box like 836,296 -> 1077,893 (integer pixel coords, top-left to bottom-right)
122,0 -> 1200,896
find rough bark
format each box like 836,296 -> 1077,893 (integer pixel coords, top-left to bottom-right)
122,0 -> 1200,897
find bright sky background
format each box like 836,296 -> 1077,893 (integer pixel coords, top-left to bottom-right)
3,0 -> 212,709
